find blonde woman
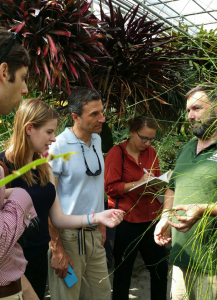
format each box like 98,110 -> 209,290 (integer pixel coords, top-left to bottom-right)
1,98 -> 124,300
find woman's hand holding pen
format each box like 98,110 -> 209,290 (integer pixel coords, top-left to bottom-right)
134,169 -> 161,195
131,171 -> 154,195
142,168 -> 161,194
137,172 -> 155,185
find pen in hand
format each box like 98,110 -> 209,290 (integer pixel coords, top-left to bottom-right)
143,168 -> 154,180
143,168 -> 148,174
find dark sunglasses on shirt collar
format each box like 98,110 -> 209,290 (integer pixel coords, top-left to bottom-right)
80,144 -> 102,176
72,127 -> 102,176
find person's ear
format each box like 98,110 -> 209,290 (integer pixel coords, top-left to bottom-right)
131,131 -> 135,137
0,63 -> 10,84
25,123 -> 33,136
71,113 -> 80,124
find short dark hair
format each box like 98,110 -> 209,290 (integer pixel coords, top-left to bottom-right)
186,82 -> 217,102
128,114 -> 157,131
68,87 -> 101,116
0,28 -> 31,82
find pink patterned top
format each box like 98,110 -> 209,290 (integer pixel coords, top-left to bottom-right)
0,169 -> 37,286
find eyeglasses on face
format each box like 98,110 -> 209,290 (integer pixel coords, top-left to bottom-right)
80,144 -> 102,176
0,32 -> 22,63
137,132 -> 155,143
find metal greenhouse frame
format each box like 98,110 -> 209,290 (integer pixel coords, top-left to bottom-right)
93,0 -> 217,36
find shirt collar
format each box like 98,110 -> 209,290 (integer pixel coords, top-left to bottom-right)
189,136 -> 217,154
63,127 -> 97,144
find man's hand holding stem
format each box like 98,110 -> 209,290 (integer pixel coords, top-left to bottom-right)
168,203 -> 215,233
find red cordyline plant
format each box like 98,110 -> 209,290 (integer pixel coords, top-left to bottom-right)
0,0 -> 108,99
90,0 -> 198,122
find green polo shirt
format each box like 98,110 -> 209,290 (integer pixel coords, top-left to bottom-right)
169,137 -> 217,274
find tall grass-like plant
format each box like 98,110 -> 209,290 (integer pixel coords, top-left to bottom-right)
0,152 -> 77,188
171,25 -> 217,86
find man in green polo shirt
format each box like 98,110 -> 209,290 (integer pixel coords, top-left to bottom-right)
154,82 -> 217,300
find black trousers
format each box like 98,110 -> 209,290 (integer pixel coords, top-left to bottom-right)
113,220 -> 168,300
24,251 -> 48,300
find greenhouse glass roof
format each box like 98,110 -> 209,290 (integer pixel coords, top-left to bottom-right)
93,0 -> 217,35
140,0 -> 217,33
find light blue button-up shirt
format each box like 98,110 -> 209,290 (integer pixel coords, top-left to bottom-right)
49,128 -> 104,215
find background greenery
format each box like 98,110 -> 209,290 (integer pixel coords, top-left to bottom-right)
0,0 -> 216,170
1,1 -> 217,296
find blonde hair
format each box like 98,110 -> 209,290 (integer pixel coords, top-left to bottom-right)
6,98 -> 59,186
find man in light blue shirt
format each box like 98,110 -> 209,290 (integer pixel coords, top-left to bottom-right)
48,87 -> 110,300
48,127 -> 104,216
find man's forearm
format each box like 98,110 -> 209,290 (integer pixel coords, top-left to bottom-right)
98,223 -> 106,232
154,188 -> 173,246
161,188 -> 174,219
163,188 -> 174,211
48,217 -> 74,279
196,203 -> 217,217
48,217 -> 64,252
98,223 -> 106,246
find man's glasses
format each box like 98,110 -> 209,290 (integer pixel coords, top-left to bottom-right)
81,144 -> 102,176
137,132 -> 155,143
0,32 -> 22,63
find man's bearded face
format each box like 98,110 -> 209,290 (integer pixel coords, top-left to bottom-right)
191,116 -> 217,138
187,91 -> 217,139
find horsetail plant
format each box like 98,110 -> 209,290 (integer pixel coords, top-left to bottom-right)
0,152 -> 78,188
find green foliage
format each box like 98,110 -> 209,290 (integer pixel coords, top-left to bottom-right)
0,0 -> 107,99
111,126 -> 130,146
0,111 -> 16,151
104,107 -> 135,147
90,0 -> 198,122
171,24 -> 217,85
153,135 -> 186,172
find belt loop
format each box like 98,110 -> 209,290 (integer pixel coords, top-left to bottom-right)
78,228 -> 86,255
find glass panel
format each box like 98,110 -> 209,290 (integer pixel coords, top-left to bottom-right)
204,24 -> 217,31
153,4 -> 179,17
210,11 -> 217,19
208,2 -> 217,10
187,13 -> 215,24
197,0 -> 214,8
94,0 -> 217,35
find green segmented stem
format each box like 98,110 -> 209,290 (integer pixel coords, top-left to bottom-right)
0,152 -> 78,188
